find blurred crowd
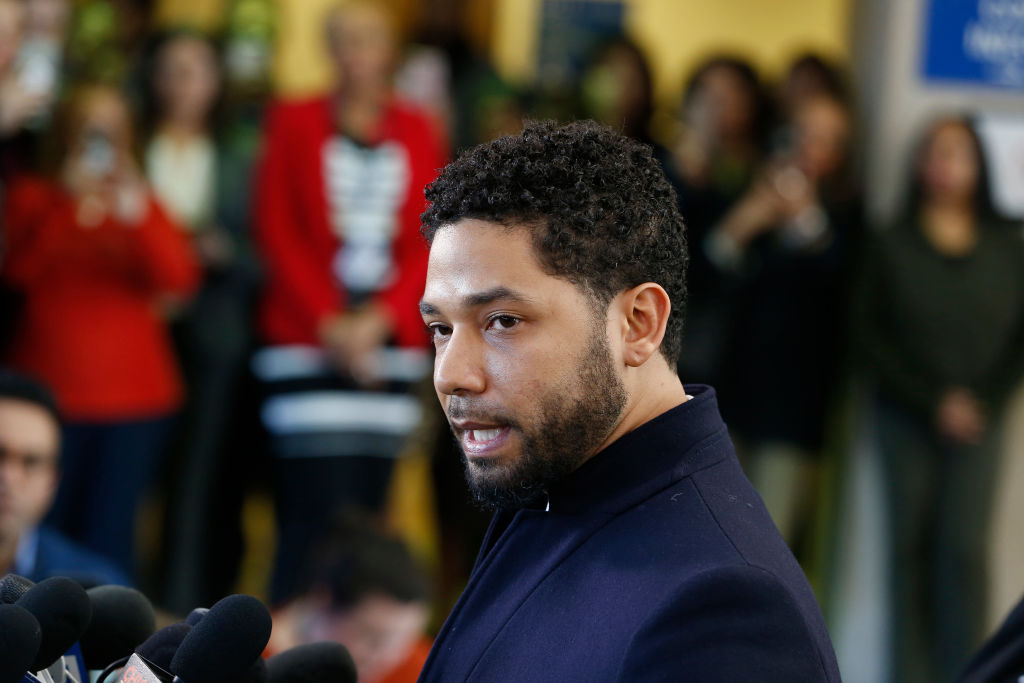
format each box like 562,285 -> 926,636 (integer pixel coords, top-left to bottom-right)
1,1 -> 1023,682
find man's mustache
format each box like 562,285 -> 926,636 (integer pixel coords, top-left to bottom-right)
446,397 -> 517,427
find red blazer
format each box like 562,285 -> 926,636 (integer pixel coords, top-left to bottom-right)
1,177 -> 199,420
253,95 -> 445,348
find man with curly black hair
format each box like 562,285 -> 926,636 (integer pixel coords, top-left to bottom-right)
417,120 -> 840,681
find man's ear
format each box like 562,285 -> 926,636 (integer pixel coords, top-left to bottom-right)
618,283 -> 671,368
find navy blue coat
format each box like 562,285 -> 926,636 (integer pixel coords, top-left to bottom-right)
419,386 -> 841,682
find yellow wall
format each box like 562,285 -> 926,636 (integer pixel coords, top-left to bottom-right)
153,0 -> 229,32
155,0 -> 851,103
270,0 -> 338,96
494,0 -> 852,104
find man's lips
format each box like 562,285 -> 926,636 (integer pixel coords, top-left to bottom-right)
450,420 -> 512,455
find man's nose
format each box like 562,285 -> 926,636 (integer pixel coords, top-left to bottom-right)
434,328 -> 486,396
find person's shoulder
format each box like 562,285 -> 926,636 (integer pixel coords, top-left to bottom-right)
858,222 -> 918,267
619,563 -> 839,681
267,95 -> 331,117
4,173 -> 60,205
33,525 -> 132,587
383,96 -> 434,126
982,218 -> 1024,248
676,452 -> 822,588
383,97 -> 446,149
263,95 -> 332,135
1,174 -> 67,226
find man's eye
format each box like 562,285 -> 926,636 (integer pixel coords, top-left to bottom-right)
428,323 -> 452,340
489,315 -> 519,330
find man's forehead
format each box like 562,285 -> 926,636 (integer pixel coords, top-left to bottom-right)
422,220 -> 571,312
427,220 -> 536,277
429,217 -> 532,247
0,399 -> 60,452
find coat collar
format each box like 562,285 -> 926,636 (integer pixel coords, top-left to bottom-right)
543,384 -> 731,516
424,384 -> 736,681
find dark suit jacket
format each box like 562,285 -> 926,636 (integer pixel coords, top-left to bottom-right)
419,385 -> 841,682
16,525 -> 132,588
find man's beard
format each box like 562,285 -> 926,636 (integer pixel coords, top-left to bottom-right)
449,325 -> 628,510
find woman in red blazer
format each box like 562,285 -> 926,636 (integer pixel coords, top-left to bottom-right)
1,84 -> 199,577
252,1 -> 445,603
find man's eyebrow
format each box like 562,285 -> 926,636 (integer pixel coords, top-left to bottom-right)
465,286 -> 535,307
419,287 -> 536,316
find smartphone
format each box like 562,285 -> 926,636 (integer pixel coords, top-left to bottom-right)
17,53 -> 56,95
81,130 -> 116,177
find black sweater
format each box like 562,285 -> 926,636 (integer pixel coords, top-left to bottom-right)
853,218 -> 1024,417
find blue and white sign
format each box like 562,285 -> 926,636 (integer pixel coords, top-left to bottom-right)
921,0 -> 1024,89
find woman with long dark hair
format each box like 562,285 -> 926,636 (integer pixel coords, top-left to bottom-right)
579,36 -> 656,147
854,116 -> 1024,683
666,55 -> 773,387
703,92 -> 860,551
140,29 -> 262,612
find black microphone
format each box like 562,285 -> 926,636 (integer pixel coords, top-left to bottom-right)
136,623 -> 192,673
0,574 -> 35,604
266,642 -> 357,683
0,603 -> 42,683
15,576 -> 92,672
240,657 -> 268,683
169,594 -> 272,682
184,608 -> 208,627
80,585 -> 157,670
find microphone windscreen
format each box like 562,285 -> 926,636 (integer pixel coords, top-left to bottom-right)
241,656 -> 268,683
185,607 -> 208,626
266,642 -> 357,683
170,594 -> 272,682
0,573 -> 34,604
0,604 -> 42,683
80,585 -> 157,669
136,622 -> 192,672
16,576 -> 92,671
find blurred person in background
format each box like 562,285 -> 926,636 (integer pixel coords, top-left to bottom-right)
665,55 -> 772,387
0,0 -> 68,180
853,116 -> 1024,683
141,29 -> 261,614
403,0 -> 523,154
775,53 -> 848,126
0,84 -> 199,578
268,512 -> 432,683
579,36 -> 657,149
0,0 -> 55,148
253,0 -> 445,604
0,368 -> 130,586
702,92 -> 860,551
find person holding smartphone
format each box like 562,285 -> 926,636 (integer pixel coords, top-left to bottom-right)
704,93 -> 861,552
0,84 -> 199,579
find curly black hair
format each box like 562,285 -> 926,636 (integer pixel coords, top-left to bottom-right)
421,119 -> 688,366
